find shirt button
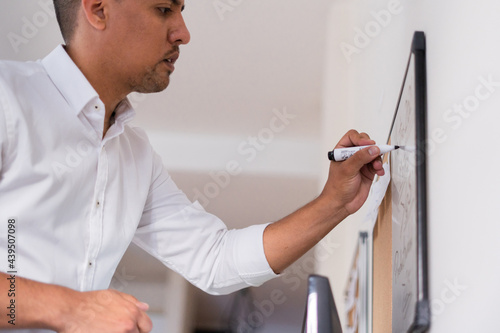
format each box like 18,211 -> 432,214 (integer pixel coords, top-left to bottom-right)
96,201 -> 100,206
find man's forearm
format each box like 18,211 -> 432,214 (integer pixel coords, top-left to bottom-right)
262,130 -> 385,274
0,272 -> 152,332
0,272 -> 68,330
262,195 -> 347,274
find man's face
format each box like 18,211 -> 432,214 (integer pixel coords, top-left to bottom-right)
104,0 -> 190,94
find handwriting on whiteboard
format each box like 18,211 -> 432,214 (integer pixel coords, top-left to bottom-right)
391,56 -> 418,333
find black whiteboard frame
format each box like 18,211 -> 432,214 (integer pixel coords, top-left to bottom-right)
388,31 -> 430,333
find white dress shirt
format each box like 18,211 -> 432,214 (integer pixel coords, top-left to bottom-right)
0,45 -> 277,331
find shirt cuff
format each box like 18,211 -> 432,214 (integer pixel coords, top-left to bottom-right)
231,223 -> 279,287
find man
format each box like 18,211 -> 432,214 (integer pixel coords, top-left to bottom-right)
0,0 -> 384,332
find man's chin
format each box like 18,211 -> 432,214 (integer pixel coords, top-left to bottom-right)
132,77 -> 170,94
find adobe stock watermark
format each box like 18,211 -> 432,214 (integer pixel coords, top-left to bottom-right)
51,137 -> 94,182
235,237 -> 340,332
192,107 -> 296,208
430,278 -> 468,320
212,0 -> 244,21
60,267 -> 136,332
433,74 -> 497,154
7,0 -> 56,54
110,266 -> 137,293
441,74 -> 499,132
340,0 -> 403,64
391,73 -> 500,181
62,287 -> 140,333
425,74 -> 500,156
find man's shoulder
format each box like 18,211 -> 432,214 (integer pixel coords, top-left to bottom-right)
0,58 -> 45,84
0,59 -> 50,114
0,59 -> 46,116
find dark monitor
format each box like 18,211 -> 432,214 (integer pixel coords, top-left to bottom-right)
302,274 -> 343,333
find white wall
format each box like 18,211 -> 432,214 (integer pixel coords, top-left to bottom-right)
319,0 -> 500,331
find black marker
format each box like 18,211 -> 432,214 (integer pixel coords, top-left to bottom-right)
328,145 -> 400,162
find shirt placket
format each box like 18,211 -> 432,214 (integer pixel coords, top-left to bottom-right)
82,144 -> 108,290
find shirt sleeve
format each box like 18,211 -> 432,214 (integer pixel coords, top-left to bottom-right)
132,151 -> 278,295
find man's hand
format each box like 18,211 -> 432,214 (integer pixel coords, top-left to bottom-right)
320,129 -> 385,219
58,289 -> 153,333
263,130 -> 385,274
0,273 -> 152,333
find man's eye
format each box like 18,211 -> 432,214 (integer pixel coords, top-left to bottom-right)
158,7 -> 171,14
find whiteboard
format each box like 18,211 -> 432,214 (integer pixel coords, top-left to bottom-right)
388,31 -> 430,333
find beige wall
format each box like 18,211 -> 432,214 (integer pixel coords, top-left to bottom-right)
318,0 -> 500,331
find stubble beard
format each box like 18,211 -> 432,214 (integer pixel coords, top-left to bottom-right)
129,63 -> 171,94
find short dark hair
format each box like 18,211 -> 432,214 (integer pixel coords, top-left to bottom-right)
53,0 -> 81,44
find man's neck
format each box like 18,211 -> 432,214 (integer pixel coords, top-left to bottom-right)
64,44 -> 129,138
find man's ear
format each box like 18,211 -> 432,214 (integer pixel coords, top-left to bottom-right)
81,0 -> 108,31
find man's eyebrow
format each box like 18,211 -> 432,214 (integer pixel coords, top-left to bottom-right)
172,0 -> 185,11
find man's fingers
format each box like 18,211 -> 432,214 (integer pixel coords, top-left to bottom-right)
109,290 -> 152,332
137,310 -> 153,333
361,157 -> 385,180
123,296 -> 151,332
113,290 -> 146,309
371,157 -> 385,176
359,132 -> 371,140
136,301 -> 149,312
335,129 -> 375,149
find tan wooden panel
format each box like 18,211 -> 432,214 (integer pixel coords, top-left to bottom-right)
372,156 -> 393,333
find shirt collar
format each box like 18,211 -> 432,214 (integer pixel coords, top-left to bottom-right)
42,45 -> 99,116
41,45 -> 136,125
